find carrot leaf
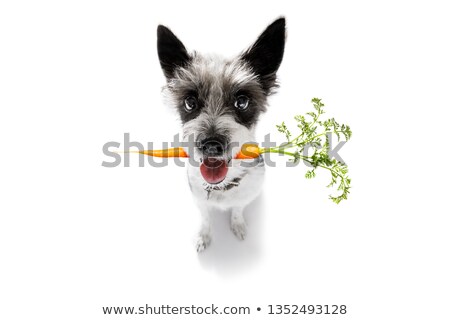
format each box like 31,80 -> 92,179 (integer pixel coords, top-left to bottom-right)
265,98 -> 352,204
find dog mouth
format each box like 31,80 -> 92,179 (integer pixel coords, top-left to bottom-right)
200,157 -> 229,184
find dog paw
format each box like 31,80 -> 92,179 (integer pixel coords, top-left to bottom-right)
195,233 -> 211,252
231,221 -> 247,240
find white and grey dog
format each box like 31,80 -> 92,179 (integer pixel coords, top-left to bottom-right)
157,18 -> 286,251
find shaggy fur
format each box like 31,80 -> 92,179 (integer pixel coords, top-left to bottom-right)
157,18 -> 286,251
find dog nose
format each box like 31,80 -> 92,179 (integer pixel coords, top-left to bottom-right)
200,137 -> 226,157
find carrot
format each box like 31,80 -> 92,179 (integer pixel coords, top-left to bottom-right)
235,143 -> 261,159
127,147 -> 189,158
122,98 -> 352,203
125,144 -> 261,159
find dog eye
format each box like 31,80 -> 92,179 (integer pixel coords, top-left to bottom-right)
234,95 -> 249,111
184,96 -> 197,111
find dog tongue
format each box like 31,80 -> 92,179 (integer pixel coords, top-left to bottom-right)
200,158 -> 228,184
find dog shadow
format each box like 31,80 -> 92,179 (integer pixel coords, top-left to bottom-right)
197,192 -> 265,275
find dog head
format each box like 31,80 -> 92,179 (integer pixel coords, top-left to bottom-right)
157,18 -> 286,184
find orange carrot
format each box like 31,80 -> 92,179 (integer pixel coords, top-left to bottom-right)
128,147 -> 189,158
235,143 -> 261,159
126,144 -> 261,159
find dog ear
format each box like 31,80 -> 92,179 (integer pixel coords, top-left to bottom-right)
157,25 -> 190,79
241,17 -> 286,92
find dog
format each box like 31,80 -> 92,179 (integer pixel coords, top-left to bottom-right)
156,18 -> 286,251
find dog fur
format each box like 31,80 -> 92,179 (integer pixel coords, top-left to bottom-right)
157,18 -> 286,251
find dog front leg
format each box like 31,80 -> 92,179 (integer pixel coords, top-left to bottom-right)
231,207 -> 247,240
195,206 -> 211,252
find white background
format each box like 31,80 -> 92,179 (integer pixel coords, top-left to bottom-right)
1,1 -> 449,319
